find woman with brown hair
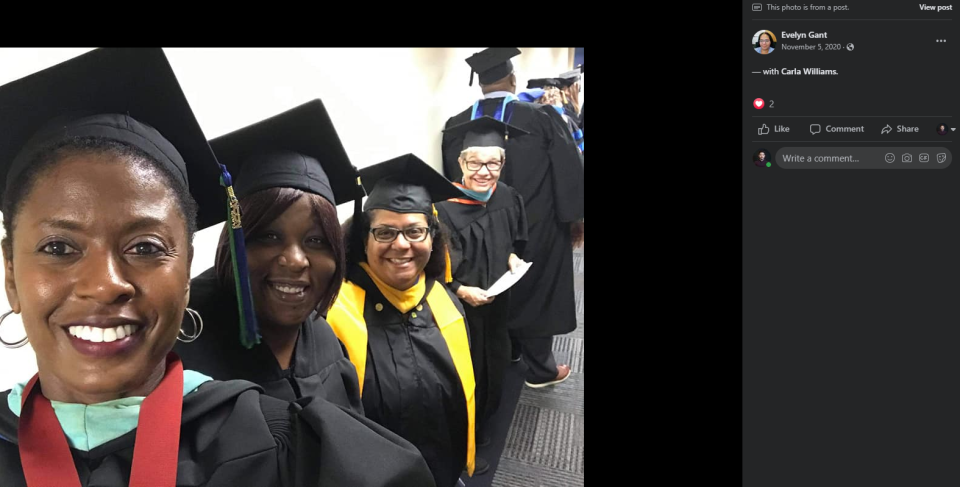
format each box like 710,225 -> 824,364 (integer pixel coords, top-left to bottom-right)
174,100 -> 365,412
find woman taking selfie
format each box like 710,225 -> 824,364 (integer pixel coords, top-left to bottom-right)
0,48 -> 433,487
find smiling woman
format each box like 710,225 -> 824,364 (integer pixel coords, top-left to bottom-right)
0,48 -> 434,487
173,100 -> 367,412
435,116 -> 531,467
3,138 -> 195,405
328,154 -> 478,487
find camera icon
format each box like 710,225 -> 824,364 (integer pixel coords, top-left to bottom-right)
902,154 -> 913,163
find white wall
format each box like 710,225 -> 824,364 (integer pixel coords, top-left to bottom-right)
0,47 -> 574,391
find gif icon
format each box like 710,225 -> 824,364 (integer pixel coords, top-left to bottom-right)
752,3 -> 762,10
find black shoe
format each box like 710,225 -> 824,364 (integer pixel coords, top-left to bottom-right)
510,339 -> 522,363
473,457 -> 490,475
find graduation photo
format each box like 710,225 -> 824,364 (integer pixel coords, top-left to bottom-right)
0,47 -> 584,487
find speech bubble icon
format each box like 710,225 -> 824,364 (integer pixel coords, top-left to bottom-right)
810,124 -> 821,135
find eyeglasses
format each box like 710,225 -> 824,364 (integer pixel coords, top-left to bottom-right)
464,160 -> 503,172
370,226 -> 433,243
758,38 -> 771,43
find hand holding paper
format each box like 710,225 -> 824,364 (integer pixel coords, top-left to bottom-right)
457,285 -> 495,307
485,261 -> 532,296
508,253 -> 524,274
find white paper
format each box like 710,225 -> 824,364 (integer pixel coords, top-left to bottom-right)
485,261 -> 533,296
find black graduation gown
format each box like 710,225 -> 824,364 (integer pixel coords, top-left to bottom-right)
552,108 -> 579,141
338,266 -> 470,487
174,267 -> 362,415
563,102 -> 581,130
435,183 -> 527,429
561,112 -> 584,155
441,99 -> 584,338
0,379 -> 436,486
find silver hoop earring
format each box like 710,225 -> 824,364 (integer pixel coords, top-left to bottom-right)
178,308 -> 204,343
0,310 -> 28,349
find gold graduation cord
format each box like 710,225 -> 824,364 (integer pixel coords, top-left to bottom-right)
326,278 -> 476,475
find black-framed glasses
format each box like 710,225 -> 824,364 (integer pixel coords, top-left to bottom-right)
464,160 -> 503,172
370,226 -> 433,243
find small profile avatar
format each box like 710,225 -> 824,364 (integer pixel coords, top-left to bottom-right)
753,30 -> 777,55
938,123 -> 950,135
754,149 -> 773,167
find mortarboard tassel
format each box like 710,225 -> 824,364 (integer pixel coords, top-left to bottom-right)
219,163 -> 260,349
353,167 -> 365,259
354,168 -> 364,222
433,204 -> 453,284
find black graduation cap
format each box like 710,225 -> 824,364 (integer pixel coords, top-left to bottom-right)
206,99 -> 364,349
465,48 -> 522,86
526,78 -> 562,89
557,67 -> 582,88
0,47 -> 224,229
442,116 -> 531,151
208,99 -> 361,214
359,154 -> 461,214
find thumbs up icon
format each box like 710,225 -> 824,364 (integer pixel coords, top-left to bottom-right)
758,124 -> 770,135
